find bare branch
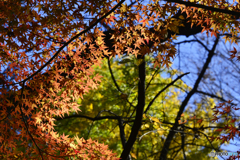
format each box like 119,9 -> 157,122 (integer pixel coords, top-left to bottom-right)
159,35 -> 219,160
144,72 -> 190,114
165,0 -> 240,17
120,55 -> 145,160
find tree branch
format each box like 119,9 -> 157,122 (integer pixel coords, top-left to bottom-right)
196,90 -> 237,106
181,127 -> 187,160
55,111 -> 123,121
165,0 -> 240,17
120,55 -> 145,160
159,35 -> 219,160
20,82 -> 44,159
145,68 -> 161,91
144,72 -> 190,114
108,58 -> 123,93
18,0 -> 126,84
108,58 -> 135,108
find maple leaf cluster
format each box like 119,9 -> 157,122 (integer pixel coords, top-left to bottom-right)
211,101 -> 240,143
0,0 -> 120,159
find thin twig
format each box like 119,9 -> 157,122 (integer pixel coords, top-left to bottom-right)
20,82 -> 44,159
144,72 -> 190,114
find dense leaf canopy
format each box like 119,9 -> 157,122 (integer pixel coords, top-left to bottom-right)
0,0 -> 240,159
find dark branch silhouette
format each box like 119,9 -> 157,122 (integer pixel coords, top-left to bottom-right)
165,0 -> 240,17
120,55 -> 145,160
144,72 -> 190,114
159,34 -> 219,160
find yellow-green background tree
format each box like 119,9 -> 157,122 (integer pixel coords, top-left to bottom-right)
55,54 -> 224,159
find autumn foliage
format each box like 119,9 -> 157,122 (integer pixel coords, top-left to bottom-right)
1,0 -> 240,159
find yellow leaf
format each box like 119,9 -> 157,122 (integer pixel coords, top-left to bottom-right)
35,117 -> 42,124
157,130 -> 163,135
144,124 -> 149,128
151,117 -> 160,123
153,122 -> 159,129
130,152 -> 137,159
152,138 -> 158,145
179,15 -> 185,20
143,114 -> 147,119
136,59 -> 144,66
70,142 -> 77,149
120,3 -> 128,12
170,25 -> 179,33
87,103 -> 93,112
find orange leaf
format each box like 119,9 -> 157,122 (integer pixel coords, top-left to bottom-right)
197,119 -> 203,124
215,128 -> 223,132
